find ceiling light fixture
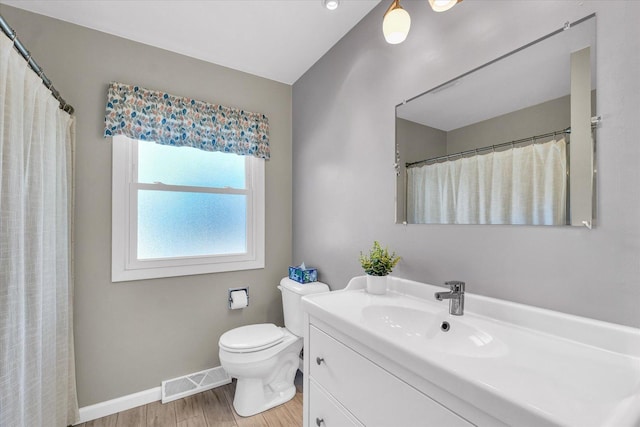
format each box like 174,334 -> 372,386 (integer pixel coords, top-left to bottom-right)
382,0 -> 411,45
383,0 -> 462,44
428,0 -> 462,12
323,0 -> 340,11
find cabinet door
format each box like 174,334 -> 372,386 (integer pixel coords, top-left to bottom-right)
309,380 -> 363,427
309,326 -> 473,427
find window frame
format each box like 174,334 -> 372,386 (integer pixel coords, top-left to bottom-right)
111,135 -> 265,282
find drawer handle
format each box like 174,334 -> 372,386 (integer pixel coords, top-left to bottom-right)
316,418 -> 325,426
316,357 -> 325,365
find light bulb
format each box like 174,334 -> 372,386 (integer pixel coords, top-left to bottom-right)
324,0 -> 339,11
428,0 -> 459,12
383,1 -> 411,44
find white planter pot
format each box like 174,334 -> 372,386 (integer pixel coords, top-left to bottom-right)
366,274 -> 388,295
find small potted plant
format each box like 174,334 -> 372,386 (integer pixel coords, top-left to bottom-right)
359,241 -> 401,294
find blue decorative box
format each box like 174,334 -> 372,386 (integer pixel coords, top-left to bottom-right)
288,266 -> 318,284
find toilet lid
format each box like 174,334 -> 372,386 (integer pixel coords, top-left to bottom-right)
219,323 -> 285,353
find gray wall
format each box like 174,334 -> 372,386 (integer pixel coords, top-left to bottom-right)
446,94 -> 571,153
293,1 -> 640,327
0,5 -> 292,406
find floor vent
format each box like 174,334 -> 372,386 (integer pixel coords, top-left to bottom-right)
161,366 -> 231,403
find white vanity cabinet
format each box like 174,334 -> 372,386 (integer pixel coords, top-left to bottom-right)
308,381 -> 363,427
305,323 -> 473,427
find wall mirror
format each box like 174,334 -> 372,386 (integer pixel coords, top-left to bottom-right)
395,15 -> 596,227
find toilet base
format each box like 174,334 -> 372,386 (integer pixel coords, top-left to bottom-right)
219,326 -> 304,417
233,377 -> 297,417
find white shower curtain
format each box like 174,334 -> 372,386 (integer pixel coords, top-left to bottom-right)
0,32 -> 79,426
407,139 -> 567,225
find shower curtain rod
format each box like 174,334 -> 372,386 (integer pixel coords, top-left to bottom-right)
406,127 -> 571,168
0,14 -> 74,114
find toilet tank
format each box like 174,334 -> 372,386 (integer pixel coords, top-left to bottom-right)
279,277 -> 329,337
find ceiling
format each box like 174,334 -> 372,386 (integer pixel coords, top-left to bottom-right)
0,0 -> 381,85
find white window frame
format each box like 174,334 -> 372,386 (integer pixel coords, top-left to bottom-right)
111,135 -> 265,282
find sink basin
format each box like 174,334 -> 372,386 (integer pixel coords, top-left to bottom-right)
427,317 -> 508,358
361,305 -> 440,338
362,304 -> 507,358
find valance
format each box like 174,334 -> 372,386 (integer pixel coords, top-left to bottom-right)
104,82 -> 270,159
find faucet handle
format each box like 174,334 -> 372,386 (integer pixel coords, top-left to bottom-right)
445,281 -> 465,292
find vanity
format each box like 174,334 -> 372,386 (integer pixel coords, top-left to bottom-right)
302,276 -> 640,427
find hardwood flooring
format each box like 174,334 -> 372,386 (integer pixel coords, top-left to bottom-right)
76,378 -> 303,427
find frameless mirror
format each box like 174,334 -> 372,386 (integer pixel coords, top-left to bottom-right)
395,15 -> 596,226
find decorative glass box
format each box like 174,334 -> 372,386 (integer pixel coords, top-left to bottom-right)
288,266 -> 318,283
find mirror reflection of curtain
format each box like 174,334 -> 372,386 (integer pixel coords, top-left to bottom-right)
407,139 -> 567,225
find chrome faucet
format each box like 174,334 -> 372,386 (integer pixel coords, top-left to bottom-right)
434,281 -> 465,316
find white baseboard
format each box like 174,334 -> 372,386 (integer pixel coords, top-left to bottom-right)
76,386 -> 161,424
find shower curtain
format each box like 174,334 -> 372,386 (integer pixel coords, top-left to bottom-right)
407,139 -> 567,225
0,32 -> 79,426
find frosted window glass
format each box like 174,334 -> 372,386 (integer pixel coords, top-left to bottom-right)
137,190 -> 247,259
138,140 -> 245,188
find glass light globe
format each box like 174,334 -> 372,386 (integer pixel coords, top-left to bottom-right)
324,0 -> 339,11
429,0 -> 459,12
383,6 -> 411,44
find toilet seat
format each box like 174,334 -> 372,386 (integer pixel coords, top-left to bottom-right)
219,323 -> 285,353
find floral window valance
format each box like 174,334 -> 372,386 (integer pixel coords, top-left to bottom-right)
104,82 -> 270,159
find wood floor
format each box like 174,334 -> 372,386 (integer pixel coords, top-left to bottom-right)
76,378 -> 303,427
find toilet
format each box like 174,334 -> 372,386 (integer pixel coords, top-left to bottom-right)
219,277 -> 329,417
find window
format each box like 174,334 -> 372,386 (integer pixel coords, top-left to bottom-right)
112,135 -> 265,281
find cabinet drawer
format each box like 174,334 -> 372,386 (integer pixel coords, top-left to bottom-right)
309,380 -> 363,427
309,325 -> 472,427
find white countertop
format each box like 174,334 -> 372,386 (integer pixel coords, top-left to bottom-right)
302,276 -> 640,427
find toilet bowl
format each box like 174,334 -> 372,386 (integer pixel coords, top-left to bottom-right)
219,278 -> 329,417
219,324 -> 302,416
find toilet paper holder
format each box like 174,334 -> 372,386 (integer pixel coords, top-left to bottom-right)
228,287 -> 249,309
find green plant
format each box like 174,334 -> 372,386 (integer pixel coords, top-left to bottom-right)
359,241 -> 400,276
